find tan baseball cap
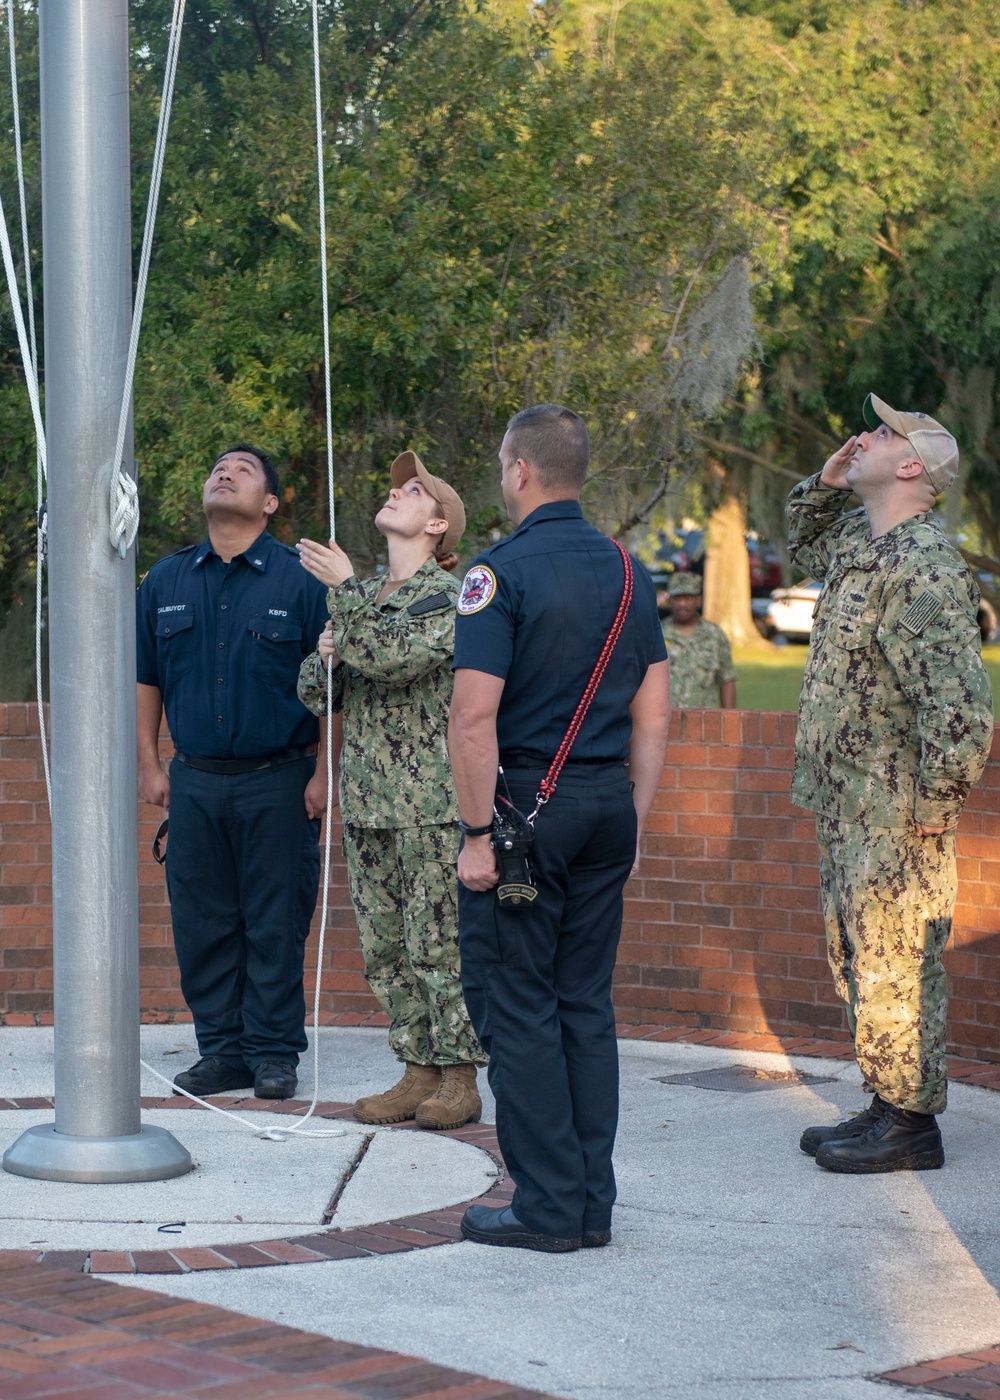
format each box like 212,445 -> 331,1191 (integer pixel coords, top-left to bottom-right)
390,451 -> 466,556
865,393 -> 959,493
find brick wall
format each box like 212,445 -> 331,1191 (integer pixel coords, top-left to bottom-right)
3,703 -> 999,1063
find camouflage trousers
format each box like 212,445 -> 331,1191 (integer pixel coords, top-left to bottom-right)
344,823 -> 487,1067
815,816 -> 957,1116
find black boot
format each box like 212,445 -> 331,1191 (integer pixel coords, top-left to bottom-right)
799,1094 -> 887,1157
173,1056 -> 253,1096
815,1104 -> 944,1174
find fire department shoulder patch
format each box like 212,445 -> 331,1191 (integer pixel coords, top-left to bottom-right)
457,565 -> 497,615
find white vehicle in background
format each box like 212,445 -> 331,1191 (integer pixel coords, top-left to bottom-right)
753,579 -> 998,645
753,580 -> 823,642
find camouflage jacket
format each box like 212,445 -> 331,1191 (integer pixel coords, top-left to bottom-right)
297,558 -> 460,828
661,617 -> 737,708
787,474 -> 993,829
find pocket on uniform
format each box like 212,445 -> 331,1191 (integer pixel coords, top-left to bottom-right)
154,607 -> 195,680
835,616 -> 875,651
458,885 -> 519,965
247,613 -> 304,682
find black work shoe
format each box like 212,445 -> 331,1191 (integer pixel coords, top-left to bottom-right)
461,1205 -> 581,1253
254,1061 -> 298,1100
173,1056 -> 253,1096
799,1094 -> 887,1157
815,1105 -> 944,1174
582,1230 -> 612,1248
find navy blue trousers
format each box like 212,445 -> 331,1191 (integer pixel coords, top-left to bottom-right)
459,762 -> 636,1240
165,755 -> 321,1068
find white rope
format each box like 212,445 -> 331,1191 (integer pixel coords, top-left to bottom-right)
2,1 -> 51,804
107,0 -> 187,559
138,1058 -> 347,1140
4,2 -> 347,1142
133,5 -> 343,1142
7,0 -> 37,389
311,0 -> 336,544
0,183 -> 46,470
305,0 -> 338,1135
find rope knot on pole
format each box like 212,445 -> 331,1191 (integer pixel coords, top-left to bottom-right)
109,463 -> 140,558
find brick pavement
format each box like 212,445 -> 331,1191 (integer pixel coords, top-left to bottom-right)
880,1345 -> 1000,1399
0,1251 -> 554,1399
0,1104 -> 508,1277
2,1024 -> 999,1279
2,1023 -> 999,1396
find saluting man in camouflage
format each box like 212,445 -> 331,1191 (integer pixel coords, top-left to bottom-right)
297,452 -> 486,1130
660,571 -> 737,708
790,394 -> 993,1174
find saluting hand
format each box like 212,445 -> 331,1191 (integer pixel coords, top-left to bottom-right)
298,537 -> 356,588
819,436 -> 858,490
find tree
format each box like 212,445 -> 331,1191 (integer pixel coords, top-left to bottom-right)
687,0 -> 1000,598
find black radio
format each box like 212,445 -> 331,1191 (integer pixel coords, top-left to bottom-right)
491,800 -> 537,910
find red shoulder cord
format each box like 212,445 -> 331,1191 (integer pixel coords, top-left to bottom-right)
529,540 -> 634,823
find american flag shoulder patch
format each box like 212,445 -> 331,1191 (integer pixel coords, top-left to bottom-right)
899,591 -> 943,636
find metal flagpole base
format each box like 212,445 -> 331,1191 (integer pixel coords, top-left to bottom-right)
3,1123 -> 194,1183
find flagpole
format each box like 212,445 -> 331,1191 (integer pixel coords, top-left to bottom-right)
3,0 -> 190,1182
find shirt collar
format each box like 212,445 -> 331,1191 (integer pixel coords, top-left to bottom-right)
513,499 -> 584,534
192,528 -> 276,572
375,555 -> 442,607
849,510 -> 935,570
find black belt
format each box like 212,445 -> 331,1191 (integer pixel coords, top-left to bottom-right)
174,744 -> 317,775
499,752 -> 622,768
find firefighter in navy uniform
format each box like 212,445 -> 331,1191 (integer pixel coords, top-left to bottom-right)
136,445 -> 330,1101
449,404 -> 671,1252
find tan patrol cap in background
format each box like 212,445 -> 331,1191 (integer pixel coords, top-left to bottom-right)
866,393 -> 960,494
390,451 -> 466,556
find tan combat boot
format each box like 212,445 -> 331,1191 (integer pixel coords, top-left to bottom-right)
353,1063 -> 442,1124
414,1063 -> 482,1130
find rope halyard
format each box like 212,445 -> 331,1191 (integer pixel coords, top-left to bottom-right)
134,2 -> 346,1141
108,0 -> 187,559
2,1 -> 51,804
0,183 -> 46,471
299,0 -> 339,1137
3,0 -> 347,1142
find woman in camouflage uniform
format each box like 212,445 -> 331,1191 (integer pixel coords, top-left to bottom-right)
297,452 -> 486,1130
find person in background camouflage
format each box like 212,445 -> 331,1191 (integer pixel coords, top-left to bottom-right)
790,394 -> 993,1174
297,452 -> 486,1130
659,571 -> 737,708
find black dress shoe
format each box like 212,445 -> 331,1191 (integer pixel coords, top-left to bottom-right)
582,1230 -> 612,1248
799,1094 -> 887,1157
173,1056 -> 253,1096
461,1205 -> 581,1253
815,1105 -> 944,1174
254,1061 -> 298,1099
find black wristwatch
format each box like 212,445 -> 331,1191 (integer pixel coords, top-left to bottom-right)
458,818 -> 494,838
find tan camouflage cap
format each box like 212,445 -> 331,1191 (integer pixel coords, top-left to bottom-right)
390,451 -> 466,556
866,394 -> 959,494
667,570 -> 704,597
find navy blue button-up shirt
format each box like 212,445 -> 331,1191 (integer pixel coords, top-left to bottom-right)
452,501 -> 666,760
136,529 -> 329,759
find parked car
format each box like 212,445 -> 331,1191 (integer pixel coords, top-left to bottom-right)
754,580 -> 997,645
649,530 -> 782,601
753,580 -> 822,642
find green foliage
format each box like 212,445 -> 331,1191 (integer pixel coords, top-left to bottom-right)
5,0 -> 997,631
1,0 -> 760,598
694,0 -> 1000,558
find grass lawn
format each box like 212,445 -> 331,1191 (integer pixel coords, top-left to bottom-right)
732,642 -> 1000,714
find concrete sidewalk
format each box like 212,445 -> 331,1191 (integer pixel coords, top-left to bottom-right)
2,1025 -> 999,1400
